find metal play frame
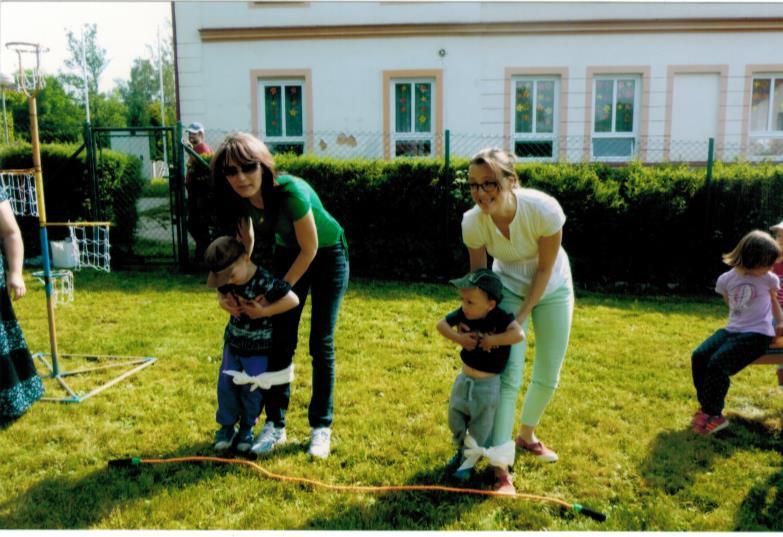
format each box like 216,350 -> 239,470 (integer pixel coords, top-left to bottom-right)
5,41 -> 156,403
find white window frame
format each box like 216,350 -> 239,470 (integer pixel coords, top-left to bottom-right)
591,75 -> 641,162
258,79 -> 306,153
749,73 -> 783,161
510,76 -> 560,162
390,78 -> 435,158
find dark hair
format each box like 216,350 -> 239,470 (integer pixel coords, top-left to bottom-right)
211,132 -> 280,239
722,230 -> 781,269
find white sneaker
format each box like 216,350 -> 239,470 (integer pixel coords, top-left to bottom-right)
308,427 -> 331,459
251,422 -> 286,455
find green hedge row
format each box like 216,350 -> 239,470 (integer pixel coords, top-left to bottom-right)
0,142 -> 144,259
275,155 -> 783,290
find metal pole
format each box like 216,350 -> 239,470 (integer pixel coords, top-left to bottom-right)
442,129 -> 451,276
81,27 -> 90,123
158,27 -> 168,177
1,89 -> 8,144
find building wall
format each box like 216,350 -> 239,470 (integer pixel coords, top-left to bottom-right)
175,2 -> 783,161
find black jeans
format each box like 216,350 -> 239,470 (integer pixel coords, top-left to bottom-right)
691,328 -> 772,415
272,240 -> 349,428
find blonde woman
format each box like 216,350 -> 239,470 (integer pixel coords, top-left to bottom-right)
460,148 -> 573,494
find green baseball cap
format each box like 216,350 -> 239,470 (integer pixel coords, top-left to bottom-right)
449,268 -> 504,302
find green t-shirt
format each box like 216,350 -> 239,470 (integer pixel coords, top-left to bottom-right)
245,175 -> 343,249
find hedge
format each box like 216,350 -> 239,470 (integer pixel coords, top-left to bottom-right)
275,155 -> 783,291
0,142 -> 144,260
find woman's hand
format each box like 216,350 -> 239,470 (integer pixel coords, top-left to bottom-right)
238,298 -> 268,319
478,333 -> 497,352
217,292 -> 242,317
6,272 -> 25,301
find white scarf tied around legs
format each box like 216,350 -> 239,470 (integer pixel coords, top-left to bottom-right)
223,364 -> 294,391
457,434 -> 515,471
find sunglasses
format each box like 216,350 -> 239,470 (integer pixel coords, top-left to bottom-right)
468,181 -> 499,193
223,162 -> 259,177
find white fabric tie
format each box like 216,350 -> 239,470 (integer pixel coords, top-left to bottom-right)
223,364 -> 294,391
458,435 -> 515,471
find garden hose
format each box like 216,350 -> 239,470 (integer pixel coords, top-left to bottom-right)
108,455 -> 606,522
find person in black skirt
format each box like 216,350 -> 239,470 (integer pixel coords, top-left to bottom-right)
0,183 -> 43,423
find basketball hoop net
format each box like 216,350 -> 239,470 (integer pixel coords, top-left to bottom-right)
4,41 -> 48,96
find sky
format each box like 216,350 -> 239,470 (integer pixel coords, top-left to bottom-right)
0,1 -> 172,93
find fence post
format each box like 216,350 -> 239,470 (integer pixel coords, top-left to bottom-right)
702,137 -> 715,276
174,122 -> 189,270
442,129 -> 451,277
82,121 -> 99,221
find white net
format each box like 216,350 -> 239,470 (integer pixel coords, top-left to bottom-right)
69,224 -> 111,272
32,269 -> 74,305
0,169 -> 39,217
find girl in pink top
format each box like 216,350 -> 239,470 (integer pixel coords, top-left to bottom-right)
691,230 -> 783,435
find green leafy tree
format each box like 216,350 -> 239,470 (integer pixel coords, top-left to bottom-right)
9,75 -> 82,143
117,58 -> 157,127
61,23 -> 108,125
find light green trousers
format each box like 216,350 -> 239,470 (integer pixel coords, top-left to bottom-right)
490,283 -> 574,447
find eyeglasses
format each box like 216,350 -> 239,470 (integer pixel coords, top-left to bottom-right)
468,181 -> 499,193
223,162 -> 259,177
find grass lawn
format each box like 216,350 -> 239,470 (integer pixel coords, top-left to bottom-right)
1,270 -> 781,530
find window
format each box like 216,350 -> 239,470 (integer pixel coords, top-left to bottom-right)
260,80 -> 305,155
512,77 -> 559,160
749,74 -> 783,159
592,76 -> 641,160
391,79 -> 434,157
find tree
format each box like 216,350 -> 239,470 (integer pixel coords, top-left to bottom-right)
8,75 -> 82,143
117,58 -> 157,127
61,23 -> 109,124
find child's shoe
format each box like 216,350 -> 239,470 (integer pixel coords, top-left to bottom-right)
213,424 -> 236,451
777,366 -> 783,389
691,408 -> 708,431
515,436 -> 558,462
448,448 -> 473,481
308,427 -> 332,459
492,467 -> 516,495
251,422 -> 286,455
695,414 -> 729,436
235,426 -> 255,453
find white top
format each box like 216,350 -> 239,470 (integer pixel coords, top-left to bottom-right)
461,187 -> 572,298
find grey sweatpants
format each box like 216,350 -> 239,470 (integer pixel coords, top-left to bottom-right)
448,372 -> 500,450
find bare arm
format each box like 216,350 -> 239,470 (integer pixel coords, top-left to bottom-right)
217,291 -> 241,317
479,319 -> 525,351
282,210 -> 318,287
0,201 -> 25,300
467,245 -> 488,271
436,318 -> 478,351
515,230 -> 562,325
240,289 -> 299,319
770,290 -> 783,335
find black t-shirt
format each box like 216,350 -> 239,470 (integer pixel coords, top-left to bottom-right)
444,307 -> 515,374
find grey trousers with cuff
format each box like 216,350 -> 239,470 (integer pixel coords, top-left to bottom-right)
448,372 -> 500,452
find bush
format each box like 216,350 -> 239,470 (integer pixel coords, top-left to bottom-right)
0,142 -> 144,259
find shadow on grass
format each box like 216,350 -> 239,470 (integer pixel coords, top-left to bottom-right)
0,442 -> 260,529
299,463 -> 510,530
641,414 -> 782,530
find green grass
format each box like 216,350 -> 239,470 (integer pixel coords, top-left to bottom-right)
141,179 -> 170,198
1,271 -> 781,530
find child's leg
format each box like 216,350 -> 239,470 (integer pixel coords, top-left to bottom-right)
699,332 -> 772,415
447,374 -> 471,449
263,382 -> 291,428
466,376 -> 501,448
691,329 -> 730,397
216,346 -> 243,426
236,356 -> 268,429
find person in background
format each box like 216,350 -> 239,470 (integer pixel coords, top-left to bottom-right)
0,184 -> 44,423
184,122 -> 215,261
769,220 -> 783,388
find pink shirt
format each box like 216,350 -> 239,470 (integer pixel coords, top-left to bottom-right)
716,268 -> 780,336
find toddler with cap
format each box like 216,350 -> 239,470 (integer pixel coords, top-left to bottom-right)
205,232 -> 299,453
436,268 -> 524,489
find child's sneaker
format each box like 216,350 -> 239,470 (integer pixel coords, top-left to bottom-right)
493,470 -> 516,495
691,408 -> 708,431
448,448 -> 473,481
777,366 -> 783,389
235,426 -> 255,453
251,422 -> 286,455
213,424 -> 236,451
696,414 -> 730,436
308,427 -> 332,459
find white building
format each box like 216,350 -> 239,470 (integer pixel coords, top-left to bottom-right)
173,1 -> 783,162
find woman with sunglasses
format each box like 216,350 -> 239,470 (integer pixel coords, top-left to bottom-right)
460,148 -> 573,494
211,133 -> 348,459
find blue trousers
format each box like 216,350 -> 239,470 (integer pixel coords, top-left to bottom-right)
272,240 -> 349,428
216,346 -> 269,428
691,328 -> 772,415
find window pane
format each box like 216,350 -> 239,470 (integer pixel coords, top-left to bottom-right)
774,79 -> 783,131
594,80 -> 614,132
515,140 -> 553,158
414,83 -> 432,133
593,137 -> 635,158
536,80 -> 555,134
615,79 -> 635,133
269,142 -> 304,156
395,83 -> 411,133
285,85 -> 303,137
265,86 -> 282,136
395,140 -> 431,157
751,78 -> 771,131
515,81 -> 533,133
